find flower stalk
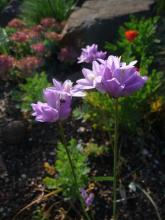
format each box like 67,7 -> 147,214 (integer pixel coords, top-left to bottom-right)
58,122 -> 91,220
113,98 -> 119,220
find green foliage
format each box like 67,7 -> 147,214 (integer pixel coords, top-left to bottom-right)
20,0 -> 75,24
0,28 -> 10,54
81,92 -> 114,131
84,142 -> 108,157
105,16 -> 159,68
157,0 -> 165,15
12,72 -> 50,112
0,26 -> 31,58
32,207 -> 48,220
44,139 -> 90,200
80,68 -> 163,133
78,16 -> 164,133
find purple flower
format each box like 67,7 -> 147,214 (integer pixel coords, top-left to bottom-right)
32,78 -> 86,122
80,188 -> 88,199
43,88 -> 72,120
85,193 -> 94,207
101,56 -> 147,97
51,79 -> 86,98
76,61 -> 103,90
31,102 -> 59,122
32,91 -> 71,122
76,55 -> 148,98
32,78 -> 85,122
80,188 -> 94,207
77,44 -> 107,64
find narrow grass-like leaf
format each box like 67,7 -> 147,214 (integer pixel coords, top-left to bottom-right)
91,176 -> 114,182
136,183 -> 162,220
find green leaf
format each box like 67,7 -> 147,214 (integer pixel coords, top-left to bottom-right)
12,72 -> 50,112
44,139 -> 90,200
43,177 -> 59,189
91,176 -> 114,182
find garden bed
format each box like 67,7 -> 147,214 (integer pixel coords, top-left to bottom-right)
0,1 -> 165,220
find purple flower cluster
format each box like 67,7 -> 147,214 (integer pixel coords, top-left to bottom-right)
80,188 -> 94,207
77,44 -> 107,64
32,44 -> 148,122
76,55 -> 148,98
32,79 -> 85,122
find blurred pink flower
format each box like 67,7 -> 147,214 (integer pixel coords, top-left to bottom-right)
44,32 -> 63,41
8,18 -> 25,29
32,25 -> 44,33
58,47 -> 78,63
41,18 -> 56,28
21,28 -> 40,40
28,31 -> 40,40
31,43 -> 46,54
16,56 -> 43,76
0,55 -> 14,80
10,31 -> 29,43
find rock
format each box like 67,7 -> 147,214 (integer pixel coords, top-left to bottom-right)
2,120 -> 27,144
0,155 -> 7,176
77,126 -> 86,133
0,99 -> 7,120
21,174 -> 27,179
62,0 -> 155,50
0,0 -> 21,27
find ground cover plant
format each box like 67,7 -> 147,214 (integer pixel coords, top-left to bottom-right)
12,72 -> 50,112
0,16 -> 64,80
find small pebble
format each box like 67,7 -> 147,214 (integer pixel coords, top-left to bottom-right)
21,174 -> 27,179
77,127 -> 85,133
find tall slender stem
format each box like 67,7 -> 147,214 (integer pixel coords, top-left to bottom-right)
113,98 -> 119,220
58,122 -> 91,220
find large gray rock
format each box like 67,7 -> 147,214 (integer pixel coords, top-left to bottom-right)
62,0 -> 155,50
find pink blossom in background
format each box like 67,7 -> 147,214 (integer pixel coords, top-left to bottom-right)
0,55 -> 14,80
21,28 -> 40,40
31,43 -> 46,55
40,18 -> 56,27
32,25 -> 44,33
16,56 -> 43,76
44,32 -> 63,41
27,30 -> 40,40
58,47 -> 78,63
10,31 -> 29,43
40,17 -> 62,30
8,18 -> 25,29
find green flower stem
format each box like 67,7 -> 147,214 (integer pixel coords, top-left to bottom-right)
113,98 -> 119,220
58,122 -> 91,220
